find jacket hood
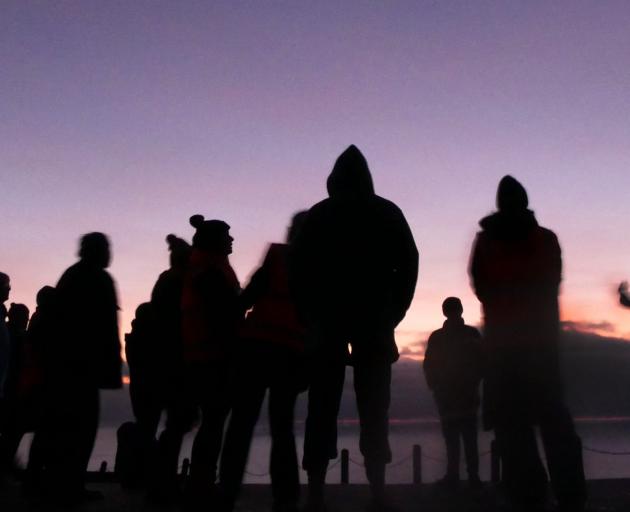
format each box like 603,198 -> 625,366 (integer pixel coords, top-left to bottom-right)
326,145 -> 375,199
497,175 -> 528,212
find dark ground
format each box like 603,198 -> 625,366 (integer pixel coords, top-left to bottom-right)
1,481 -> 630,512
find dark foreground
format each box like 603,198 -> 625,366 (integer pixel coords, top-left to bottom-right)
2,481 -> 630,512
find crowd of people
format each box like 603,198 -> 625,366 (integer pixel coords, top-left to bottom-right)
0,145 -> 600,512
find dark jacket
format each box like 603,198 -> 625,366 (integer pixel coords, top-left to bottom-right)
239,243 -> 305,353
181,249 -> 240,363
290,146 -> 419,362
56,261 -> 122,389
469,209 -> 563,427
423,318 -> 483,418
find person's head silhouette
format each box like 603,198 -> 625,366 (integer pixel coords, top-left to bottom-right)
166,234 -> 191,269
8,303 -> 29,330
0,272 -> 10,304
36,286 -> 57,310
497,175 -> 528,212
79,232 -> 111,268
190,215 -> 233,256
442,297 -> 463,320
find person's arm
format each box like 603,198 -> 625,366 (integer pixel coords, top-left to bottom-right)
392,208 -> 419,324
423,334 -> 435,390
469,233 -> 490,303
239,265 -> 270,314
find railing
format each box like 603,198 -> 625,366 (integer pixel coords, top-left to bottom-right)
89,436 -> 630,484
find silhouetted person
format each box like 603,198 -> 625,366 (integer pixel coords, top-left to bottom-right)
469,176 -> 586,511
122,302 -> 160,487
219,212 -> 309,512
148,234 -> 196,500
0,303 -> 30,473
423,297 -> 482,489
291,146 -> 419,511
618,281 -> 630,307
0,273 -> 10,399
22,286 -> 60,493
48,232 -> 122,504
181,215 -> 240,503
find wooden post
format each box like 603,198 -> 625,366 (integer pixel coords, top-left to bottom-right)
99,461 -> 107,473
491,439 -> 501,483
412,444 -> 422,484
341,449 -> 349,484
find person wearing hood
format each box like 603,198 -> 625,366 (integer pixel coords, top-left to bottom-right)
181,215 -> 240,503
47,232 -> 122,504
469,176 -> 585,511
290,146 -> 419,511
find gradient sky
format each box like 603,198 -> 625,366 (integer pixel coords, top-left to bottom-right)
2,1 -> 630,355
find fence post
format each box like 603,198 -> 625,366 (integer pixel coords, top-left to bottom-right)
99,461 -> 107,473
341,449 -> 349,484
491,439 -> 501,483
412,444 -> 422,484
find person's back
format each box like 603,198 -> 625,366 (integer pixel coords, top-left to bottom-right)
292,145 -> 418,360
291,146 -> 418,512
56,257 -> 121,388
468,176 -> 585,511
423,298 -> 482,488
48,232 -> 121,504
424,305 -> 482,420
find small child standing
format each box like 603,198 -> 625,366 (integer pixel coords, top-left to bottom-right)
423,297 -> 483,489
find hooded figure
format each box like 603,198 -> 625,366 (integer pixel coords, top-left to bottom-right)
469,176 -> 585,511
290,146 -> 418,511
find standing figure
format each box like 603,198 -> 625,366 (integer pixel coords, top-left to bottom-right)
149,234 -> 195,500
423,297 -> 483,489
22,286 -> 60,493
49,232 -> 122,503
0,303 -> 30,473
181,215 -> 240,503
291,146 -> 419,511
469,176 -> 586,511
219,212 -> 308,512
0,273 -> 11,400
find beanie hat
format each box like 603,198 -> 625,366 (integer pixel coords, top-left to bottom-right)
189,215 -> 230,250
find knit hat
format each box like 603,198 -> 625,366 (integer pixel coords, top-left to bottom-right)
189,215 -> 230,250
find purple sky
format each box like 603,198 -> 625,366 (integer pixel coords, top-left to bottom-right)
2,1 -> 630,353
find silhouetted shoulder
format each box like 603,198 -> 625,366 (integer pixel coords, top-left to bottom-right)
464,325 -> 481,339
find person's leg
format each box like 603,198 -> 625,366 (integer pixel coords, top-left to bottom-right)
440,417 -> 460,482
302,348 -> 346,510
539,402 -> 586,511
189,366 -> 231,492
461,415 -> 480,482
47,384 -> 100,502
219,350 -> 267,510
353,362 -> 392,504
495,422 -> 548,508
268,362 -> 300,512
